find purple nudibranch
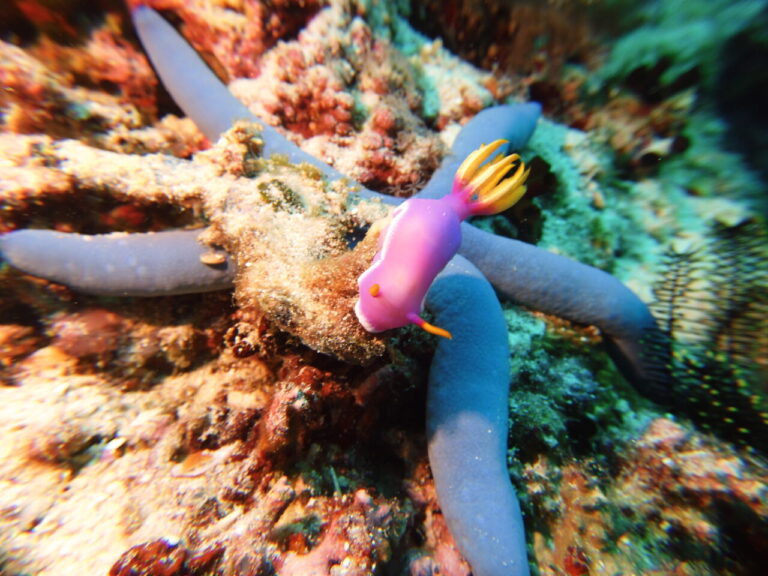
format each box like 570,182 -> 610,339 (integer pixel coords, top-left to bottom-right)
355,140 -> 529,339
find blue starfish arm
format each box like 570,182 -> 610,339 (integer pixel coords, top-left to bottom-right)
131,6 -> 253,145
0,228 -> 233,296
460,225 -> 670,394
426,254 -> 530,576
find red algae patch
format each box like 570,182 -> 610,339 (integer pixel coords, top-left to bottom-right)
229,5 -> 448,193
526,418 -> 768,576
135,0 -> 323,80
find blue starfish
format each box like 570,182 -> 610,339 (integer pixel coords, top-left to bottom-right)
0,7 -> 670,575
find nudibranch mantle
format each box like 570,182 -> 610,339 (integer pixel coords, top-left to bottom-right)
355,140 -> 529,339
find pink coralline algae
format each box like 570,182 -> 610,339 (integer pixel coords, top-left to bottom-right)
31,24 -> 160,118
229,8 -> 445,192
0,40 -> 145,137
110,539 -> 224,576
263,46 -> 355,139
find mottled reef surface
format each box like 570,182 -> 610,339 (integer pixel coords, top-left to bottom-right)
1,1 -> 767,575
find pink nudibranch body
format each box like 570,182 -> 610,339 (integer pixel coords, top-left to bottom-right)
355,140 -> 530,339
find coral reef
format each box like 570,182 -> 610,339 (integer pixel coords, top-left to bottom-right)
0,0 -> 766,575
526,417 -> 768,576
227,4 -> 448,191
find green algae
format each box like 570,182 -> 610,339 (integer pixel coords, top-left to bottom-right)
504,306 -> 651,463
600,0 -> 766,88
659,109 -> 764,206
522,119 -> 648,274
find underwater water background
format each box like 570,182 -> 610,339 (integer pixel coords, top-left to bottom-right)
0,0 -> 766,575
